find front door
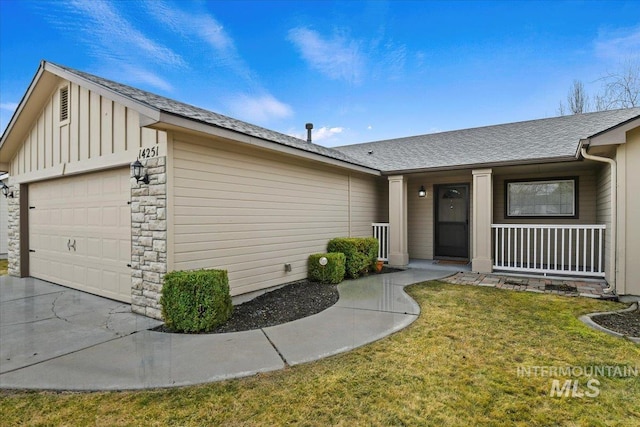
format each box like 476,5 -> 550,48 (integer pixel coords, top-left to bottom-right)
434,184 -> 469,259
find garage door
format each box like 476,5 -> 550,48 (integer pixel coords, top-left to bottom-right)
29,168 -> 131,302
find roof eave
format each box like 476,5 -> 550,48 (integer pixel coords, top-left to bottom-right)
152,111 -> 382,176
380,155 -> 582,175
0,61 -> 47,159
581,116 -> 640,147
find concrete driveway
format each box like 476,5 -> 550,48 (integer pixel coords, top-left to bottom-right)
0,275 -> 162,377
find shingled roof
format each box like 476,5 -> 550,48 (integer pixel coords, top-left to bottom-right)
4,61 -> 638,176
48,62 -> 367,169
334,108 -> 640,173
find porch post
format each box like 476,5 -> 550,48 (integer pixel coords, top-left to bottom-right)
388,175 -> 409,267
472,168 -> 493,272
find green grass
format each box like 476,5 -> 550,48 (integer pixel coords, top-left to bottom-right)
0,259 -> 7,276
1,281 -> 638,426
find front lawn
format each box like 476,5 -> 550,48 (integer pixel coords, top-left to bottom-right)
1,281 -> 638,426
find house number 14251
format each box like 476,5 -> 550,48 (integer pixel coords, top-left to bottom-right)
139,145 -> 159,159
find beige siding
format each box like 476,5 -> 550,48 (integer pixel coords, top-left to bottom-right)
407,172 -> 472,259
350,175 -> 387,237
595,163 -> 612,284
171,137 -> 383,296
620,127 -> 640,295
493,169 -> 597,225
9,80 -> 165,182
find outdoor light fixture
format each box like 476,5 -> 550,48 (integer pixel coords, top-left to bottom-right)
418,185 -> 427,198
131,159 -> 149,184
1,182 -> 13,198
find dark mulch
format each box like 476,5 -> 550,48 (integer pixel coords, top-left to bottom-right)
591,306 -> 640,337
213,280 -> 339,333
154,279 -> 338,334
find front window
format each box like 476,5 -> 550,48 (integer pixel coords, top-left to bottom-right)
506,177 -> 577,218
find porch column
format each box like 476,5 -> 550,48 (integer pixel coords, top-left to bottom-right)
388,175 -> 409,267
472,168 -> 493,272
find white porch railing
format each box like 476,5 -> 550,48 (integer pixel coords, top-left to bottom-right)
372,223 -> 390,261
492,224 -> 606,277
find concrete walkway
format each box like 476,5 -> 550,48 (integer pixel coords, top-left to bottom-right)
0,269 -> 450,391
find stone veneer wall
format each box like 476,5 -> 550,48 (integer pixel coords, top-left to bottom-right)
131,157 -> 167,319
7,186 -> 20,277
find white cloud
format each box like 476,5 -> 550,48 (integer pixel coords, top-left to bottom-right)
289,126 -> 344,143
595,26 -> 640,61
314,126 -> 344,141
288,27 -> 365,84
31,0 -> 185,92
0,102 -> 18,112
116,66 -> 174,92
145,1 -> 256,85
66,0 -> 186,68
227,94 -> 293,123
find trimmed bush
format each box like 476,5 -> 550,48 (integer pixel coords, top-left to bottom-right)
308,253 -> 346,284
160,269 -> 233,333
327,237 -> 379,279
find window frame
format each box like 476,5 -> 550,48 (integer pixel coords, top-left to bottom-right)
505,176 -> 579,219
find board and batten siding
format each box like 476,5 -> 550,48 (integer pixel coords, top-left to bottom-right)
9,80 -> 165,181
171,137 -> 384,296
407,172 -> 473,260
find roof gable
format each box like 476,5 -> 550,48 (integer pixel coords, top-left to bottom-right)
1,61 -> 374,174
47,63 -> 367,169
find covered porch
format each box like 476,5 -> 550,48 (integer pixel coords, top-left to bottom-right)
371,160 -> 612,282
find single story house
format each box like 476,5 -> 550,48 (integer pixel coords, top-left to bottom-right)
0,61 -> 638,319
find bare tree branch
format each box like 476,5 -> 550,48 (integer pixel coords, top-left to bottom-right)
567,80 -> 589,114
557,60 -> 639,114
599,59 -> 639,108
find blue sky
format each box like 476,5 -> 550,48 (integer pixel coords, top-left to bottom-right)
0,0 -> 638,147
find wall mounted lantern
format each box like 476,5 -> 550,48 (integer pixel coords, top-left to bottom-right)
1,181 -> 14,198
418,185 -> 427,198
131,159 -> 149,184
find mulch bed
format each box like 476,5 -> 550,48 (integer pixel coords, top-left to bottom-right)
590,306 -> 640,337
155,267 -> 403,334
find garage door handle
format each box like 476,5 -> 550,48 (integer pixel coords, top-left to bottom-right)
67,239 -> 76,251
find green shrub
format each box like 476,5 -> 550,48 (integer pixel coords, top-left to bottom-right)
160,269 -> 233,333
308,253 -> 346,284
327,237 -> 379,279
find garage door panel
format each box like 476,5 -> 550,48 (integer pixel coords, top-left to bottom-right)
29,168 -> 131,302
102,239 -> 118,261
88,207 -> 102,225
